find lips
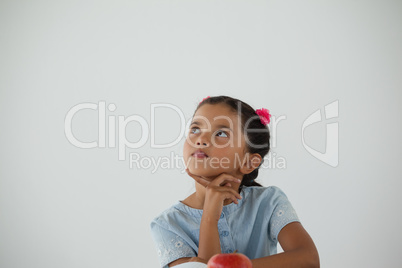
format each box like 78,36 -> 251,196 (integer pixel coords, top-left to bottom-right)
192,149 -> 209,158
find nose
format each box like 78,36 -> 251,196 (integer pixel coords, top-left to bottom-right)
195,132 -> 209,147
196,140 -> 208,146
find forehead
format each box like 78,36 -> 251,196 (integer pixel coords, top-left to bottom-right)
193,104 -> 240,127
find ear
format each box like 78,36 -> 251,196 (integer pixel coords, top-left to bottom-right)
240,153 -> 262,175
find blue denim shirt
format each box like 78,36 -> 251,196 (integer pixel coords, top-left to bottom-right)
150,186 -> 300,268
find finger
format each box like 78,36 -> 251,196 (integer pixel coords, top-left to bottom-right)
223,192 -> 240,204
215,186 -> 242,201
211,173 -> 242,187
223,187 -> 242,200
226,194 -> 239,205
223,182 -> 232,187
185,168 -> 210,187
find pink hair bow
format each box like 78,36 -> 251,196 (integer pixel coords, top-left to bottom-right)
255,108 -> 271,125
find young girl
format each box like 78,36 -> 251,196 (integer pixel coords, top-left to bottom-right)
150,95 -> 319,268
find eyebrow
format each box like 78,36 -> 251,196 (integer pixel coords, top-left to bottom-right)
190,121 -> 233,131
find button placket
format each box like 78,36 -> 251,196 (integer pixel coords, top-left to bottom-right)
217,213 -> 236,253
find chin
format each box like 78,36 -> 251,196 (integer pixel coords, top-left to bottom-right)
188,166 -> 225,177
188,166 -> 209,176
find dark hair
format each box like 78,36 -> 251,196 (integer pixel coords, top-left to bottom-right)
194,95 -> 271,188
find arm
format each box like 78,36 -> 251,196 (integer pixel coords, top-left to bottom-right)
169,222 -> 319,267
168,219 -> 221,267
168,170 -> 242,267
251,222 -> 320,268
198,216 -> 221,260
190,171 -> 242,261
167,219 -> 220,267
169,218 -> 221,267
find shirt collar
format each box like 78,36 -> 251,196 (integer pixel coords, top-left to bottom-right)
173,186 -> 251,218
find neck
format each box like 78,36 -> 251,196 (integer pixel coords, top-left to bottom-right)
189,171 -> 243,210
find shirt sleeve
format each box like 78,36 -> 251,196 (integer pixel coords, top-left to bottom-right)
268,186 -> 300,242
150,219 -> 197,268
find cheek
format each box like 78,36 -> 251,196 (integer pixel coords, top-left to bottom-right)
212,134 -> 243,149
184,135 -> 195,147
183,141 -> 191,156
183,138 -> 197,159
211,137 -> 231,147
216,148 -> 244,165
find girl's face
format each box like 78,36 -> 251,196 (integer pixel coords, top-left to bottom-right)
183,103 -> 249,178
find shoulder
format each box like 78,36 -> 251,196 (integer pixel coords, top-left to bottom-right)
149,204 -> 199,267
150,201 -> 197,233
150,203 -> 181,230
240,185 -> 297,221
239,186 -> 300,242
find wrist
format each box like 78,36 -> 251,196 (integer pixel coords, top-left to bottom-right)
201,212 -> 221,223
201,216 -> 219,225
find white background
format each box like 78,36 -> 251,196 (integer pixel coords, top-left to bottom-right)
1,0 -> 401,267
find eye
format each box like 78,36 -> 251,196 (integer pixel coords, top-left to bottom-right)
190,127 -> 200,134
216,130 -> 229,138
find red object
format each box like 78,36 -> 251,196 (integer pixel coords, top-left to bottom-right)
255,108 -> 271,125
207,253 -> 252,268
